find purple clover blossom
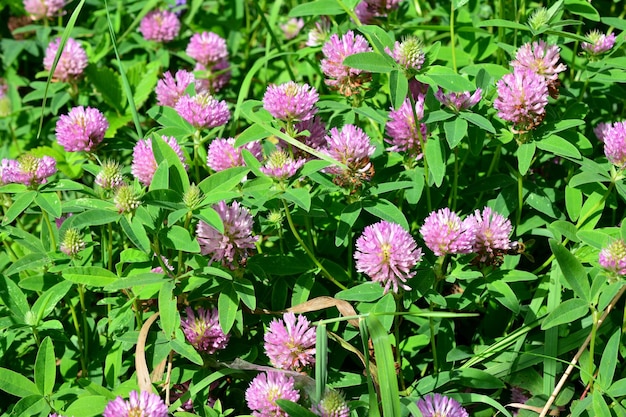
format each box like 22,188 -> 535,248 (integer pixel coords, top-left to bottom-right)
260,150 -> 306,181
196,200 -> 258,268
603,121 -> 626,169
43,37 -> 88,83
510,40 -> 567,84
103,390 -> 168,417
355,0 -> 402,23
594,121 -> 612,142
155,70 -> 195,107
245,372 -> 300,417
181,307 -> 229,354
323,124 -> 376,186
1,155 -> 56,186
262,81 -> 319,122
139,9 -> 180,43
599,239 -> 626,277
420,208 -> 475,256
186,32 -> 228,66
355,220 -> 423,294
321,31 -> 373,96
194,59 -> 231,94
23,0 -> 65,20
281,18 -> 305,40
582,30 -> 616,56
494,68 -> 548,132
264,312 -> 316,370
416,393 -> 469,417
385,97 -> 427,156
131,136 -> 187,186
55,106 -> 109,152
354,1 -> 377,24
306,17 -> 331,47
387,36 -> 425,72
207,137 -> 263,172
175,92 -> 230,130
435,89 -> 482,113
312,390 -> 350,417
465,207 -> 512,262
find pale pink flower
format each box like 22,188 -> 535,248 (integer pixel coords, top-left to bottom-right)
43,38 -> 88,82
264,312 -> 316,370
139,9 -> 180,42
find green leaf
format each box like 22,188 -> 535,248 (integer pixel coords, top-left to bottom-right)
541,298 -> 589,329
85,65 -> 124,113
12,394 -> 47,417
564,0 -> 599,21
34,192 -> 61,218
598,329 -> 621,388
218,283 -> 239,335
425,137 -> 446,186
592,393 -> 610,417
517,142 -> 535,176
132,61 -> 160,110
0,367 -> 40,397
147,106 -> 194,136
276,400 -> 319,417
283,188 -> 311,212
419,66 -> 476,92
104,273 -> 165,291
478,19 -> 529,30
577,230 -> 613,250
234,278 -> 256,311
32,281 -> 73,323
336,282 -> 384,302
363,198 -> 409,231
487,281 -> 520,314
159,280 -> 178,339
537,135 -> 581,160
151,135 -> 189,192
459,112 -> 496,134
170,338 -> 203,365
195,206 -> 224,234
60,209 -> 120,238
343,52 -> 396,73
2,191 -> 36,225
456,368 -> 505,389
358,25 -> 395,51
4,253 -> 51,276
62,266 -> 118,287
565,185 -> 582,221
64,395 -> 108,417
34,337 -> 55,396
389,70 -> 409,109
198,166 -> 249,195
366,315 -> 400,417
235,123 -> 269,146
120,216 -> 151,253
288,0 -> 344,16
444,117 -> 468,149
159,225 -> 201,253
549,240 -> 590,301
335,202 -> 362,247
0,274 -> 30,321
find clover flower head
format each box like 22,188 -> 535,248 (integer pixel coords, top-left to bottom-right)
43,37 -> 88,82
594,121 -> 612,142
155,70 -> 195,107
494,68 -> 548,132
1,155 -> 56,186
196,200 -> 258,268
355,220 -> 423,293
386,97 -> 427,156
416,393 -> 469,417
263,81 -> 319,122
511,40 -> 567,84
103,390 -> 168,417
181,307 -> 229,354
306,17 -> 331,47
194,59 -> 231,94
139,9 -> 180,42
312,390 -> 350,417
420,208 -> 475,256
599,239 -> 626,277
355,0 -> 402,23
603,121 -> 626,169
186,31 -> 228,66
175,92 -> 230,129
264,312 -> 316,370
321,31 -> 373,96
24,0 -> 65,20
323,124 -> 376,184
55,106 -> 109,152
582,30 -> 616,56
245,372 -> 300,417
281,18 -> 305,40
388,36 -> 425,72
95,160 -> 123,190
260,149 -> 306,181
132,136 -> 187,186
435,89 -> 482,113
207,137 -> 263,172
465,207 -> 512,261
60,228 -> 85,258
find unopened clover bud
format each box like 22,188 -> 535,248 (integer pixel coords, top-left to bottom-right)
61,228 -> 85,257
527,7 -> 549,31
114,184 -> 141,214
183,184 -> 203,210
95,160 -> 123,190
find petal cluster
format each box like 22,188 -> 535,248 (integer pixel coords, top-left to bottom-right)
264,312 -> 316,370
465,207 -> 512,261
321,31 -> 372,96
245,372 -> 300,417
186,31 -> 228,66
1,155 -> 56,186
155,70 -> 195,107
416,393 -> 469,417
24,0 -> 65,20
599,239 -> 626,277
55,106 -> 109,152
494,68 -> 548,131
180,307 -> 229,354
131,136 -> 187,186
510,40 -> 567,84
602,121 -> 626,169
386,97 -> 427,155
435,89 -> 482,113
175,92 -> 230,129
260,150 -> 306,181
103,390 -> 168,417
262,81 -> 319,122
207,137 -> 263,172
581,30 -> 616,56
324,124 -> 375,175
139,9 -> 180,43
43,37 -> 88,82
420,208 -> 474,256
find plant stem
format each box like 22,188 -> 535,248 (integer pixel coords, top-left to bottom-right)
42,210 -> 57,251
450,2 -> 457,73
68,295 -> 88,376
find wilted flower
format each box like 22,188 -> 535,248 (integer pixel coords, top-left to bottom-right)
312,390 -> 350,417
465,207 -> 512,262
43,37 -> 88,82
582,30 -> 616,56
245,372 -> 300,417
95,160 -> 123,190
196,200 -> 258,268
321,31 -> 372,96
155,70 -> 195,107
494,68 -> 548,132
386,97 -> 427,156
181,307 -> 229,354
416,393 -> 469,417
55,106 -> 109,152
60,228 -> 85,257
420,208 -> 475,256
114,184 -> 141,214
323,124 -> 376,187
435,89 -> 482,113
131,136 -> 187,186
510,40 -> 566,97
103,390 -> 168,417
602,121 -> 626,169
186,31 -> 228,66
281,18 -> 304,40
355,220 -> 423,293
306,17 -> 331,47
263,81 -> 319,122
599,239 -> 626,278
388,36 -> 425,72
207,137 -> 263,172
1,155 -> 56,186
23,0 -> 65,20
175,92 -> 230,129
260,150 -> 305,181
264,312 -> 316,370
139,9 -> 180,42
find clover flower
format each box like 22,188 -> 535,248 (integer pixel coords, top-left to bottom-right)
131,136 -> 187,186
312,390 -> 350,417
603,121 -> 626,169
355,220 -> 423,294
420,208 -> 475,256
181,307 -> 229,354
321,31 -> 373,96
196,200 -> 258,268
186,31 -> 228,66
194,59 -> 231,93
43,37 -> 88,82
510,40 -> 566,97
278,117 -> 327,159
1,155 -> 56,186
206,137 -> 263,172
416,393 -> 469,417
60,228 -> 85,258
103,390 -> 168,417
594,121 -> 612,142
260,150 -> 306,181
323,124 -> 376,187
95,160 -> 124,190
465,207 -> 512,262
139,9 -> 180,42
23,0 -> 65,20
55,106 -> 109,152
388,36 -> 425,72
435,89 -> 482,113
599,239 -> 626,278
494,68 -> 548,132
355,0 -> 402,23
114,184 -> 141,214
155,70 -> 195,107
245,372 -> 300,417
263,81 -> 319,122
582,30 -> 616,56
175,92 -> 230,129
386,97 -> 428,156
306,17 -> 331,47
264,312 -> 316,370
281,18 -> 304,40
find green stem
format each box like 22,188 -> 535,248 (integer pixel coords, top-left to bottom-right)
282,199 -> 347,290
67,296 -> 88,376
107,223 -> 113,271
449,148 -> 459,210
78,284 -> 89,376
450,2 -> 457,73
394,294 -> 406,391
588,308 -> 599,391
516,171 -> 524,229
429,312 -> 439,375
42,210 -> 57,251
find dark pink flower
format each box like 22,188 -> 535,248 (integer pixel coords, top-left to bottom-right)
494,68 -> 548,132
264,312 -> 316,370
180,307 -> 229,354
1,155 -> 56,186
207,137 -> 263,172
23,0 -> 65,20
582,30 -> 616,56
435,89 -> 482,113
599,239 -> 626,277
131,136 -> 187,186
262,81 -> 319,122
139,9 -> 180,42
420,208 -> 475,256
603,121 -> 626,169
386,97 -> 427,156
321,31 -> 372,96
465,207 -> 512,262
174,92 -> 230,129
155,70 -> 195,107
186,31 -> 228,66
103,390 -> 168,417
55,106 -> 108,152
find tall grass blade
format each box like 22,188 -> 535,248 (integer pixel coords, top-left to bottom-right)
367,315 -> 400,417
